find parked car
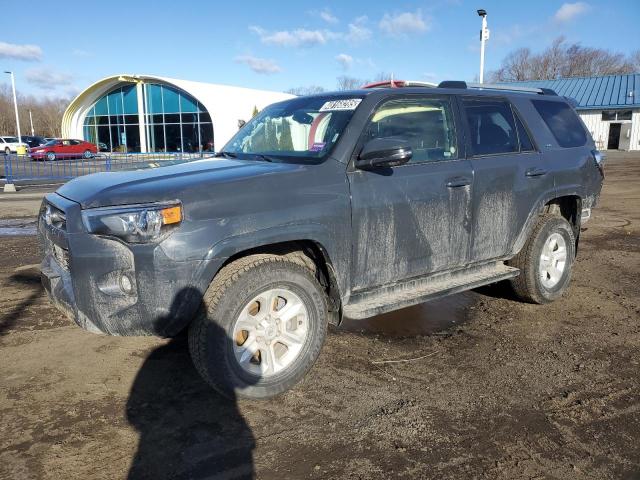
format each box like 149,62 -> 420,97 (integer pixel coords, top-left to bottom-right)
97,142 -> 109,152
39,81 -> 604,399
1,136 -> 29,155
20,135 -> 47,149
30,139 -> 98,161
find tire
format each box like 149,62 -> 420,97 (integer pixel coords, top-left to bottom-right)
4,147 -> 10,155
508,213 -> 575,304
46,151 -> 56,161
83,149 -> 93,159
189,254 -> 328,399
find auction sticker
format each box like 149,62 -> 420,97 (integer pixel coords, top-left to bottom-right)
319,99 -> 362,112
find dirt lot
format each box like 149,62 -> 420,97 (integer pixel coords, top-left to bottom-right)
1,153 -> 639,480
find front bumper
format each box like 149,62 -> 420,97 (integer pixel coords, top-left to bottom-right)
39,194 -> 222,337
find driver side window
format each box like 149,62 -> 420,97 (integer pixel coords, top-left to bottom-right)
362,97 -> 458,164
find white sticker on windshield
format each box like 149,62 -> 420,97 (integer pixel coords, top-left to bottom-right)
319,98 -> 362,112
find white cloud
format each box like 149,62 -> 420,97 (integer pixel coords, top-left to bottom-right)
554,2 -> 591,22
379,10 -> 430,36
250,26 -> 327,47
319,9 -> 339,24
235,55 -> 281,74
71,48 -> 92,57
345,16 -> 372,43
335,53 -> 354,70
24,67 -> 73,90
0,42 -> 42,61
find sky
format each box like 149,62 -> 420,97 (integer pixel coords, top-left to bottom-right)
1,0 -> 639,99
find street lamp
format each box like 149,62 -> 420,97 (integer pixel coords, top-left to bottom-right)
4,71 -> 22,142
477,9 -> 489,84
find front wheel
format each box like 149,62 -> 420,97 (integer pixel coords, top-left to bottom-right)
46,151 -> 56,161
508,214 -> 575,304
189,254 -> 328,399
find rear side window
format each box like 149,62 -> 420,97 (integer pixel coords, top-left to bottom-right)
532,100 -> 586,148
462,98 -> 518,155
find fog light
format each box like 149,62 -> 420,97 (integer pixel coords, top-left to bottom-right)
120,274 -> 133,294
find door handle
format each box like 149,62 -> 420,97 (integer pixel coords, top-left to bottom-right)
446,177 -> 471,188
525,167 -> 547,177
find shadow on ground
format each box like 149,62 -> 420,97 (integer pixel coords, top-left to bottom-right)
126,291 -> 257,480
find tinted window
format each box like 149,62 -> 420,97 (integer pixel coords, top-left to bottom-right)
462,99 -> 518,155
532,100 -> 586,148
515,113 -> 535,152
362,97 -> 458,163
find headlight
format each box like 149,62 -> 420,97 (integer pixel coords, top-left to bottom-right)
81,202 -> 182,243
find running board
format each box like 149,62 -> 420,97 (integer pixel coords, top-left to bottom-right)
343,262 -> 519,320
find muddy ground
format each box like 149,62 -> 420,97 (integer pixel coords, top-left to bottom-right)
1,153 -> 639,479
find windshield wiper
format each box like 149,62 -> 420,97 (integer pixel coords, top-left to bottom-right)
214,151 -> 237,158
251,154 -> 276,162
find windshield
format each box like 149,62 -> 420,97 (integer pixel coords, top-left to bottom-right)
223,95 -> 364,161
44,140 -> 59,146
2,137 -> 18,143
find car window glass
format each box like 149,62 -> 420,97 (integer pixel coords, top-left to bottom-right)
515,113 -> 535,152
362,97 -> 458,164
532,99 -> 586,148
462,98 -> 518,155
62,140 -> 71,146
70,140 -> 81,145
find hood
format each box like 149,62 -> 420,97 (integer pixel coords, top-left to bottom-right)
56,158 -> 300,209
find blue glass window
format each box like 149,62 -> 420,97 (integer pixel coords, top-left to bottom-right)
161,86 -> 180,113
122,85 -> 138,114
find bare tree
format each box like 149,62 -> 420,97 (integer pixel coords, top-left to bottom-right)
489,36 -> 635,82
336,76 -> 365,90
0,83 -> 69,137
629,50 -> 640,72
285,85 -> 326,96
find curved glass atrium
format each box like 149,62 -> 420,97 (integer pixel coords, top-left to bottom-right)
82,83 -> 214,153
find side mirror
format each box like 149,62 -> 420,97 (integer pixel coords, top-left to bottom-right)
355,138 -> 412,170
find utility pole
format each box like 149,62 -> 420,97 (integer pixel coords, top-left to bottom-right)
29,110 -> 35,136
477,9 -> 489,84
4,71 -> 22,141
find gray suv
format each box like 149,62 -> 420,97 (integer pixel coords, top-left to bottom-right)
39,81 -> 604,398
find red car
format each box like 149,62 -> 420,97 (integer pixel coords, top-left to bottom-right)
30,139 -> 97,161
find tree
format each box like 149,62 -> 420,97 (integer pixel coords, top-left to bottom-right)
278,119 -> 293,150
629,50 -> 640,72
286,85 -> 326,96
336,75 -> 365,90
0,83 -> 69,137
488,36 -> 636,82
252,105 -> 259,117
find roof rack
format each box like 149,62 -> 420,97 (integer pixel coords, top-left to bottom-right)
437,80 -> 557,96
362,80 -> 437,89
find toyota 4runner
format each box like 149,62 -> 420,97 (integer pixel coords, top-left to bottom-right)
39,81 -> 604,398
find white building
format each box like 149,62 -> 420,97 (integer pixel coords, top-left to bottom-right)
62,74 -> 294,153
502,73 -> 640,151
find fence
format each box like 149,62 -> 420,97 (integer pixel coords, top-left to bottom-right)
2,151 -> 215,186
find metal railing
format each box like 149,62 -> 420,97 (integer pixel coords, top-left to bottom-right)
2,151 -> 215,185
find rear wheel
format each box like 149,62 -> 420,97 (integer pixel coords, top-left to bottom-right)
46,151 -> 56,161
189,254 -> 328,399
83,149 -> 93,159
509,214 -> 575,304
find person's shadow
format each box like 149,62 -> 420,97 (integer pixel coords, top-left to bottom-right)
126,288 -> 257,480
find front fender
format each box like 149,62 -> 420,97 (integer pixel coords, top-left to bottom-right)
195,222 -> 350,300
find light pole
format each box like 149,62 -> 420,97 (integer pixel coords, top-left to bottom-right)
4,71 -> 22,141
29,110 -> 35,136
477,9 -> 489,84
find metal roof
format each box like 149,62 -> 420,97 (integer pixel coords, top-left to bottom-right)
500,74 -> 640,110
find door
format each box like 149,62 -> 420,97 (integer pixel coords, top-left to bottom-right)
461,97 -> 554,263
348,95 -> 473,291
607,123 -> 621,150
619,123 -> 631,151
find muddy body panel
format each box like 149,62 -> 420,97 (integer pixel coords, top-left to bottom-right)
40,86 -> 604,336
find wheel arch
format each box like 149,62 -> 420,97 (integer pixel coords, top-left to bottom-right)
200,229 -> 345,325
